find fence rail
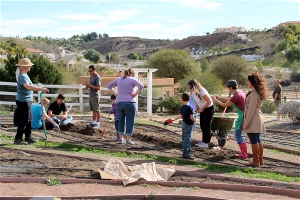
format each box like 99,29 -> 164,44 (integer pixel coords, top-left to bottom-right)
0,81 -> 111,112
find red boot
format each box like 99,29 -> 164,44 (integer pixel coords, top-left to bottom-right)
235,142 -> 248,159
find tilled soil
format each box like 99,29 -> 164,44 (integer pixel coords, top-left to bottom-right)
0,115 -> 299,180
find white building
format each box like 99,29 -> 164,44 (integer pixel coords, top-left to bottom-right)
241,54 -> 265,62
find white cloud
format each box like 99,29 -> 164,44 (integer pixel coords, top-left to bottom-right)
180,0 -> 220,10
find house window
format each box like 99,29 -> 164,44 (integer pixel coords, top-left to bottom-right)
164,91 -> 169,97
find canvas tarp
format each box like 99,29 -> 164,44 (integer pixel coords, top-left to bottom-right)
95,158 -> 176,186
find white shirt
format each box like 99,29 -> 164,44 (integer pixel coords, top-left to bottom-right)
192,87 -> 213,109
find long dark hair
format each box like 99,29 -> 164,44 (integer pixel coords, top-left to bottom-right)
247,72 -> 268,100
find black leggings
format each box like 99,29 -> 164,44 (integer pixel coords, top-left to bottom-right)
200,105 -> 214,143
15,100 -> 32,140
247,133 -> 262,144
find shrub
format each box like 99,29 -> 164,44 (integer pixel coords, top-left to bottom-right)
158,96 -> 182,114
280,101 -> 300,123
290,72 -> 300,82
261,100 -> 276,114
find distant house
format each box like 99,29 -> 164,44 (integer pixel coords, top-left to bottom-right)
272,21 -> 300,30
241,54 -> 264,62
214,26 -> 245,34
43,50 -> 77,70
27,48 -> 44,54
190,46 -> 207,59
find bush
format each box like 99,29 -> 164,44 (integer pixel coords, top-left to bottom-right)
158,96 -> 182,114
290,72 -> 300,82
280,101 -> 300,123
261,100 -> 276,114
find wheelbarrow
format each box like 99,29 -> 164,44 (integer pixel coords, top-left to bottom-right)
211,116 -> 235,147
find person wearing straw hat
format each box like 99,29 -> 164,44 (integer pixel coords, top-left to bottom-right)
14,58 -> 49,145
211,80 -> 248,158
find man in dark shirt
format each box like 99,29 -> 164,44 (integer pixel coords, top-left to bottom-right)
47,94 -> 72,125
272,80 -> 282,121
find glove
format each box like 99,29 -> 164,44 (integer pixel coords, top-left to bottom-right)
53,123 -> 59,128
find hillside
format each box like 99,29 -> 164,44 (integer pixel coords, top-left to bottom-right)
77,37 -> 173,58
2,29 -> 284,61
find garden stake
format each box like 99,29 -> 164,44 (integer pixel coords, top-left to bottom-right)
100,113 -> 110,139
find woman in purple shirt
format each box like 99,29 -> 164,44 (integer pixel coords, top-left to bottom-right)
107,68 -> 144,146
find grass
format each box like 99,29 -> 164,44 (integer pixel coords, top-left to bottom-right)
46,176 -> 61,186
1,134 -> 299,183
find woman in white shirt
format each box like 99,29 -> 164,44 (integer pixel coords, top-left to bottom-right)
188,79 -> 214,148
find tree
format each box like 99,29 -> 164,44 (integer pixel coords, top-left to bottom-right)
128,52 -> 139,60
179,71 -> 224,95
144,49 -> 199,83
84,49 -> 101,63
103,33 -> 109,38
1,54 -> 63,87
106,52 -> 121,64
200,58 -> 210,72
211,55 -> 252,86
285,45 -> 300,65
90,32 -> 98,39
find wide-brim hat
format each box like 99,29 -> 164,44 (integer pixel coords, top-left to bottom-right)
16,58 -> 34,67
225,79 -> 238,87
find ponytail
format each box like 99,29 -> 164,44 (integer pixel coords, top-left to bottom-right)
15,67 -> 20,82
122,68 -> 135,79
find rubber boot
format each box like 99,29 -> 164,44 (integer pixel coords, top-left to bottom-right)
258,142 -> 264,166
235,142 -> 248,159
248,144 -> 260,167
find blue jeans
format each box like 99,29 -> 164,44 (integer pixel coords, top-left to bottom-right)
235,129 -> 245,144
247,133 -> 262,144
114,120 -> 119,137
116,102 -> 136,136
182,122 -> 193,157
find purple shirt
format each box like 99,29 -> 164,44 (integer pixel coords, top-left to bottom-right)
107,77 -> 144,102
109,103 -> 119,121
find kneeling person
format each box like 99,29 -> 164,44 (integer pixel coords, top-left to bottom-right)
47,94 -> 72,125
32,98 -> 59,130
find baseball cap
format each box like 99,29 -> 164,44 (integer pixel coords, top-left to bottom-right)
225,79 -> 238,87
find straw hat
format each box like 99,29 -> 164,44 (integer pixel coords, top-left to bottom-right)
15,58 -> 34,67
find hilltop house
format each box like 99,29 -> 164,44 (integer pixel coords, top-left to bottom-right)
190,46 -> 207,59
214,26 -> 245,34
272,21 -> 300,30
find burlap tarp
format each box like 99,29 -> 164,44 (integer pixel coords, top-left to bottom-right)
95,158 -> 176,186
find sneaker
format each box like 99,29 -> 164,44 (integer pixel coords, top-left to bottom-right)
14,139 -> 28,145
126,140 -> 135,146
87,122 -> 95,127
195,141 -> 204,147
118,139 -> 125,144
91,124 -> 100,129
274,117 -> 281,121
25,137 -> 38,144
196,142 -> 209,148
183,154 -> 195,160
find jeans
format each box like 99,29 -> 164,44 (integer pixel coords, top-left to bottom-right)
15,100 -> 32,140
200,105 -> 214,143
235,129 -> 245,144
116,102 -> 136,136
247,133 -> 262,144
182,122 -> 193,157
114,120 -> 119,136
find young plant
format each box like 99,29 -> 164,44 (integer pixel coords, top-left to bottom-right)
46,176 -> 61,186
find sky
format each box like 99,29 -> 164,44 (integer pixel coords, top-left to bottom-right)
0,0 -> 299,40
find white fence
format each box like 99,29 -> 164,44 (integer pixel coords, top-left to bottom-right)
0,81 -> 111,112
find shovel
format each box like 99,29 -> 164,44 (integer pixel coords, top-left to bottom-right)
100,113 -> 111,139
